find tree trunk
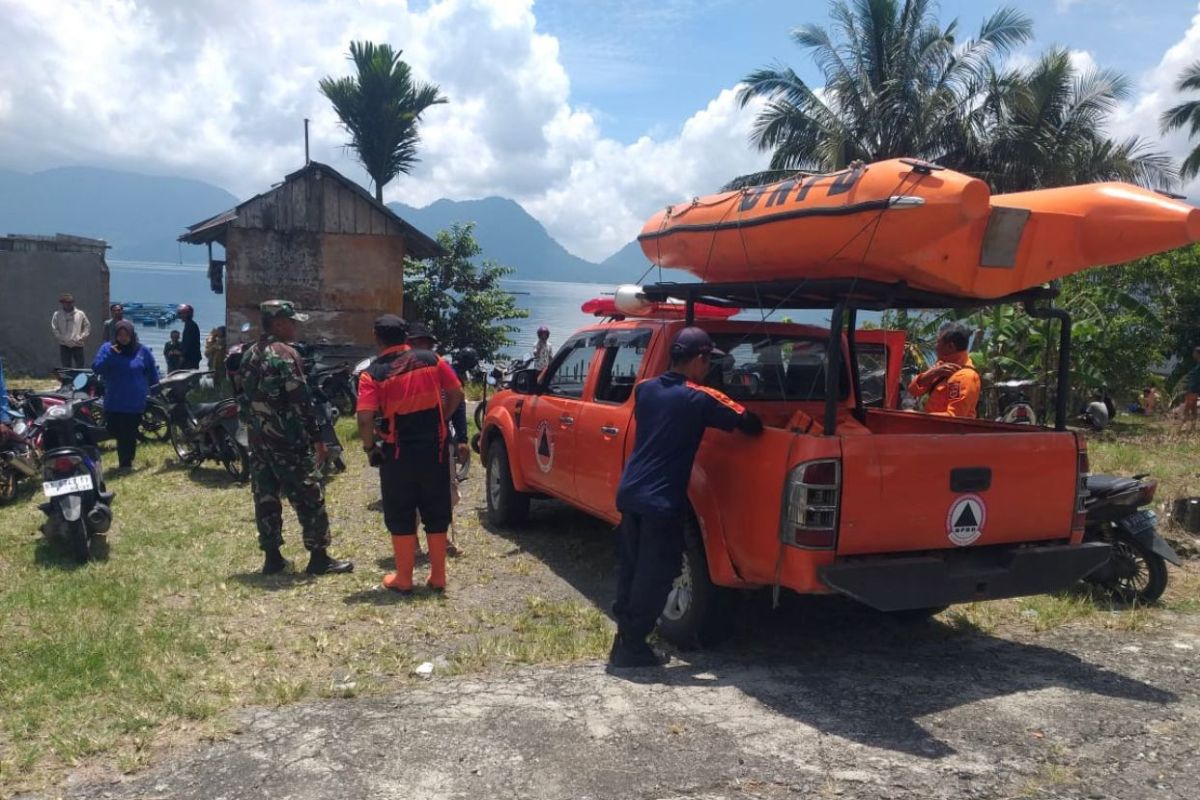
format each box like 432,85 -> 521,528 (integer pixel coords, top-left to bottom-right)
375,182 -> 384,203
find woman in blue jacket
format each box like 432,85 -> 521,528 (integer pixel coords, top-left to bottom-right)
92,320 -> 160,471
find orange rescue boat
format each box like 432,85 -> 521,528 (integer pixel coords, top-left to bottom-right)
638,157 -> 1200,299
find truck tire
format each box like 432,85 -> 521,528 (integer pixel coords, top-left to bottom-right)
657,517 -> 735,649
486,439 -> 529,527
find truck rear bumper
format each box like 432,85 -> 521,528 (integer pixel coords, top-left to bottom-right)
819,542 -> 1112,612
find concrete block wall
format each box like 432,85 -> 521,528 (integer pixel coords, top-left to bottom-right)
0,251 -> 109,377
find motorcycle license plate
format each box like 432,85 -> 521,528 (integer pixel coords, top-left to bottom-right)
42,474 -> 94,497
1122,510 -> 1157,535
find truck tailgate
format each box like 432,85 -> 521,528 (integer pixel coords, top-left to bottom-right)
837,432 -> 1078,555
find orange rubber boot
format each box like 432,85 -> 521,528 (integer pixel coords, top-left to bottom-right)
427,532 -> 448,591
382,535 -> 416,594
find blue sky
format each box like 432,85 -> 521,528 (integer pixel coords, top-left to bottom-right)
537,0 -> 1200,143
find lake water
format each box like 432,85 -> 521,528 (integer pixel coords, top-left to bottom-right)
108,261 -> 832,358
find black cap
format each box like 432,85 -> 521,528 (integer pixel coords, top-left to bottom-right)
374,314 -> 408,337
671,327 -> 725,359
407,321 -> 438,343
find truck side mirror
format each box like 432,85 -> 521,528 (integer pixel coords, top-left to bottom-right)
511,368 -> 540,395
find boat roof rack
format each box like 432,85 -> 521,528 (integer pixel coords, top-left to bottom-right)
639,278 -> 1059,312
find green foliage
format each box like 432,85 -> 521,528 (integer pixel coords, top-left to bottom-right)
733,0 -> 1174,191
883,247 -> 1200,414
403,223 -> 529,361
319,41 -> 447,202
1160,60 -> 1200,180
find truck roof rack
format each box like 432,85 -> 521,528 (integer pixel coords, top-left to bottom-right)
639,278 -> 1059,312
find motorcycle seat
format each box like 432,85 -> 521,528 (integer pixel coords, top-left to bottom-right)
1086,475 -> 1140,497
192,401 -> 231,418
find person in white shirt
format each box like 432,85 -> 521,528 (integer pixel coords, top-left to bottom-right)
51,293 -> 91,368
533,326 -> 554,371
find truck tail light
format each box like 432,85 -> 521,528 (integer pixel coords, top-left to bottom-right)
1073,445 -> 1089,536
780,458 -> 840,549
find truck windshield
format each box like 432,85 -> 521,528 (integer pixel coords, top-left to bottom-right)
704,333 -> 849,402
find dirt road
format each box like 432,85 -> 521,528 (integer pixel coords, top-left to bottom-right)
41,602 -> 1200,800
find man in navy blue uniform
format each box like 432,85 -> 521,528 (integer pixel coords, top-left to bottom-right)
609,327 -> 763,669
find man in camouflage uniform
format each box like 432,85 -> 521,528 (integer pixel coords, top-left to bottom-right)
238,300 -> 354,576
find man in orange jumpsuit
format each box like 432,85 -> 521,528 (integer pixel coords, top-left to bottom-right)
907,321 -> 980,418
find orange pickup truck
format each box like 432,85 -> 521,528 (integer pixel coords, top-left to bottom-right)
479,279 -> 1111,646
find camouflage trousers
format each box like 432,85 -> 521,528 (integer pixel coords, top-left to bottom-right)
249,445 -> 330,552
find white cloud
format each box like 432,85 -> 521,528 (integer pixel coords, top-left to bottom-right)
1055,0 -> 1085,12
1110,4 -> 1200,195
0,0 -> 767,261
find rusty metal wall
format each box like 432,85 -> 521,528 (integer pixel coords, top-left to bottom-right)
0,251 -> 110,376
223,229 -> 406,349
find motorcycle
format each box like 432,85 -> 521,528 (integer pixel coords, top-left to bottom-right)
473,353 -> 533,430
160,370 -> 251,482
1082,471 -> 1181,604
33,374 -> 115,562
316,361 -> 357,417
1080,390 -> 1116,431
995,379 -> 1038,425
0,407 -> 38,504
293,342 -> 347,475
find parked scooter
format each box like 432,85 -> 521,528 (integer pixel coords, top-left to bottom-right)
316,361 -> 357,417
473,353 -> 533,429
0,407 -> 38,504
292,342 -> 347,475
1082,471 -> 1180,603
159,370 -> 251,482
995,379 -> 1038,425
33,374 -> 114,562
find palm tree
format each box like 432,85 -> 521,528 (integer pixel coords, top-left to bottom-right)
975,49 -> 1174,192
1160,61 -> 1200,180
732,0 -> 1174,192
320,41 -> 447,202
735,0 -> 1032,176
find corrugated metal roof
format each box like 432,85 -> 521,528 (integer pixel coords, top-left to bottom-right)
177,162 -> 444,259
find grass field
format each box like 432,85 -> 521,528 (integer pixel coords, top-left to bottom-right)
0,407 -> 1196,795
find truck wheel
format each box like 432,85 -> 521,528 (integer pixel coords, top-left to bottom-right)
657,517 -> 735,649
486,439 -> 529,526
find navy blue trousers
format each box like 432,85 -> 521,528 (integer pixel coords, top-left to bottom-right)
613,511 -> 685,642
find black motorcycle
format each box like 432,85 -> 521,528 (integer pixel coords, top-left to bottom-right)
1082,472 -> 1180,603
52,366 -> 168,442
160,370 -> 251,482
32,375 -> 115,562
472,353 -> 532,429
293,343 -> 347,475
317,362 -> 357,417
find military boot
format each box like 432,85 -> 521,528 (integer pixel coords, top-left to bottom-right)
305,549 -> 354,575
261,547 -> 291,575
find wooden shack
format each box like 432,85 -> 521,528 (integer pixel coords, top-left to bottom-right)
178,162 -> 442,345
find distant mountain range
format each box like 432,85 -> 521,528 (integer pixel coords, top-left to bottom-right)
0,165 -> 685,284
389,196 -> 684,283
0,166 -> 239,262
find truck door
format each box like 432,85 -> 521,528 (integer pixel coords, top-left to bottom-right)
518,334 -> 598,500
574,327 -> 656,523
855,330 -> 906,409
